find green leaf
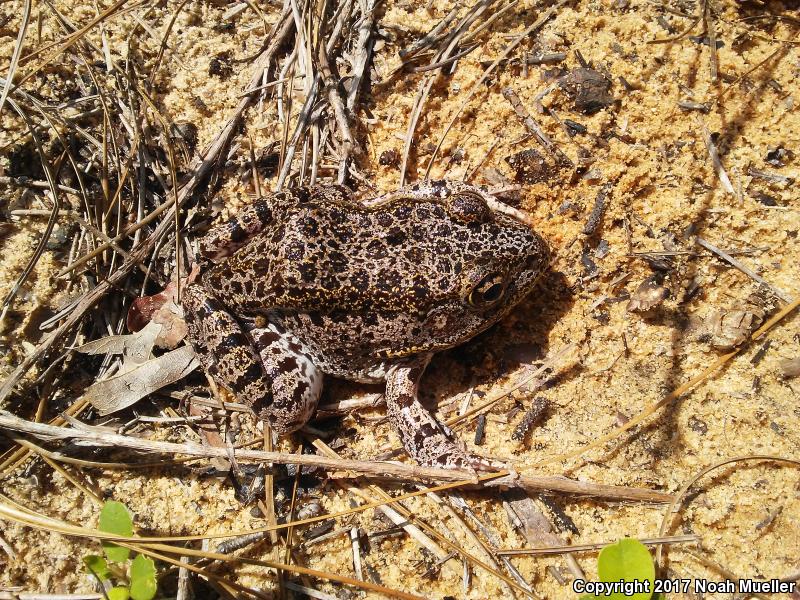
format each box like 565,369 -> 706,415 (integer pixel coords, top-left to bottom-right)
107,586 -> 131,600
597,538 -> 655,600
129,554 -> 157,600
83,555 -> 111,581
98,500 -> 134,563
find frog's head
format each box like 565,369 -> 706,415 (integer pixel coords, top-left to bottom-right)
390,181 -> 550,354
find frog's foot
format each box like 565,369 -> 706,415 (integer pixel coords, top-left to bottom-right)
248,322 -> 323,434
385,362 -> 498,472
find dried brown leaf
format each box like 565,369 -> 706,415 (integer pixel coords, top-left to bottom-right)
84,345 -> 199,416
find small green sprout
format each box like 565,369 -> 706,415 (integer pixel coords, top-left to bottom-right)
83,500 -> 157,600
580,538 -> 659,600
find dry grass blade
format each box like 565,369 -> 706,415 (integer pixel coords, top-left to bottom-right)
12,0 -> 130,90
703,0 -> 718,82
0,10 -> 296,407
312,440 -> 535,597
496,534 -> 698,556
655,455 -> 800,568
0,98 -> 61,316
0,500 -> 426,599
146,0 -> 191,86
423,0 -> 568,178
399,0 -> 498,186
695,236 -> 792,303
0,0 -> 31,117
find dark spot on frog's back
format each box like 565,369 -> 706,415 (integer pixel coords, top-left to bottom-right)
333,226 -> 353,243
413,275 -> 430,299
298,263 -> 317,282
299,216 -> 318,236
255,201 -> 272,224
257,329 -> 281,346
386,227 -> 406,246
428,180 -> 449,197
286,241 -> 305,260
376,212 -> 393,228
328,250 -> 348,269
366,239 -> 387,259
405,247 -> 424,262
293,187 -> 311,203
329,207 -> 347,223
279,356 -> 298,372
321,275 -> 339,292
243,362 -> 263,382
271,224 -> 286,244
292,382 -> 309,405
435,239 -> 452,254
351,269 -> 370,292
415,206 -> 431,220
393,205 -> 413,220
376,270 -> 402,294
228,222 -> 247,244
253,258 -> 269,276
220,332 -> 247,350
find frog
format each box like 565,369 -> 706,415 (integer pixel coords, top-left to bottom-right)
181,180 -> 549,469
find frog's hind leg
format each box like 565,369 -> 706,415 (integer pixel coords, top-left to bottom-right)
385,360 -> 498,471
248,322 -> 323,434
182,284 -> 273,411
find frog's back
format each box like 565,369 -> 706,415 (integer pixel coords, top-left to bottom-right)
206,195 -> 503,316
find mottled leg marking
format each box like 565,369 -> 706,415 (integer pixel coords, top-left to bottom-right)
182,284 -> 272,409
385,358 -> 496,470
248,322 -> 323,434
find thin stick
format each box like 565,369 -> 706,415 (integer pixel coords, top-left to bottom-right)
496,534 -> 698,556
695,236 -> 792,303
0,411 -> 671,502
13,0 -> 130,90
699,119 -> 734,195
703,0 -> 718,82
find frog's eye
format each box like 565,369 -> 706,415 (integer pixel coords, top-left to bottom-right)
468,272 -> 507,308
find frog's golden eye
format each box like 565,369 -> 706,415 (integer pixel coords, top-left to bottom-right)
468,272 -> 507,308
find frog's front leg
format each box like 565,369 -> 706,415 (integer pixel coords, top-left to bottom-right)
182,285 -> 322,435
385,358 -> 497,471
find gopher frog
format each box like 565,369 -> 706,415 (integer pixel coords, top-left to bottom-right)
182,181 -> 549,469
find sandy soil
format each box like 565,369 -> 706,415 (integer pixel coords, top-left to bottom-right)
1,0 -> 799,598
